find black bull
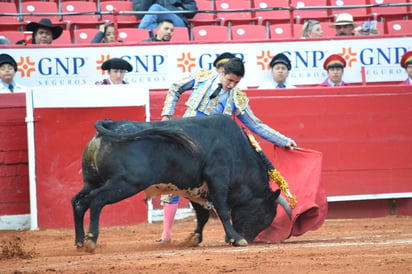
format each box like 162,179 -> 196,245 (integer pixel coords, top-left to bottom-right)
72,115 -> 290,252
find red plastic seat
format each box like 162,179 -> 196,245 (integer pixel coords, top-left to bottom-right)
269,23 -> 292,39
0,31 -> 24,44
53,30 -> 72,44
319,21 -> 337,37
215,0 -> 257,25
188,0 -> 219,26
329,0 -> 371,21
171,27 -> 190,42
21,1 -> 60,24
100,1 -> 139,27
386,19 -> 412,36
252,0 -> 290,24
370,0 -> 409,20
0,2 -> 24,31
231,24 -> 267,40
117,28 -> 150,43
61,1 -> 101,28
192,25 -> 229,41
73,28 -> 99,44
291,0 -> 329,22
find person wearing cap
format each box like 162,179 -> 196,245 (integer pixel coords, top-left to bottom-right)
157,56 -> 297,243
259,53 -> 296,89
0,54 -> 26,93
142,20 -> 175,42
95,58 -> 133,85
319,54 -> 349,87
329,13 -> 359,36
400,51 -> 412,85
25,18 -> 63,45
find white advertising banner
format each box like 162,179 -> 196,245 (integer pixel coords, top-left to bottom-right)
4,36 -> 411,89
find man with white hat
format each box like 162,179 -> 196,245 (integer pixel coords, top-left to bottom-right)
329,13 -> 359,36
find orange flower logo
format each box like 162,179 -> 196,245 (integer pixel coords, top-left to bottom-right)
256,50 -> 273,70
338,48 -> 357,67
96,55 -> 111,75
17,56 -> 36,77
177,52 -> 196,73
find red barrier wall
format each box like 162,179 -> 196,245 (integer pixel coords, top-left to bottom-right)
0,93 -> 29,215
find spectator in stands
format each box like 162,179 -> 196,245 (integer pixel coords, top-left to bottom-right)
329,13 -> 359,36
400,50 -> 412,85
302,20 -> 323,38
133,0 -> 198,32
95,58 -> 133,85
319,54 -> 348,87
0,54 -> 25,93
259,53 -> 296,89
91,24 -> 120,44
142,20 -> 175,42
25,18 -> 63,44
0,36 -> 11,45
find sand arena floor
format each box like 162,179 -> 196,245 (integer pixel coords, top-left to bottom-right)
0,215 -> 411,273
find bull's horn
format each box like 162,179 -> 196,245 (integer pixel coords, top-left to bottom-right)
275,195 -> 292,219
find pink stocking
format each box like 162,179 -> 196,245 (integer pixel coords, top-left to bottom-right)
161,202 -> 178,241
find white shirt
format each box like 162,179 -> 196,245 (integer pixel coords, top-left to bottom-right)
258,80 -> 296,89
0,80 -> 27,93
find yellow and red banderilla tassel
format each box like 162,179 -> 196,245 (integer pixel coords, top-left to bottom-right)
247,133 -> 297,208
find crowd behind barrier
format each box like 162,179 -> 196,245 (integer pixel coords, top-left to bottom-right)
0,0 -> 412,43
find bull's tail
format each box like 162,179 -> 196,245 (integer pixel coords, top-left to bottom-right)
95,120 -> 199,156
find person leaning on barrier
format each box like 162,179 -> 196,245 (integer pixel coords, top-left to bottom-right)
142,20 -> 175,42
329,13 -> 359,37
319,54 -> 349,87
95,58 -> 133,85
133,0 -> 197,32
258,53 -> 296,89
302,19 -> 323,38
400,51 -> 412,85
0,54 -> 26,93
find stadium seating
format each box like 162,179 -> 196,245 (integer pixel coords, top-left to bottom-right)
269,23 -> 292,39
369,0 -> 409,20
73,28 -> 99,44
171,27 -> 190,42
386,19 -> 412,36
61,1 -> 101,29
21,1 -> 60,24
291,0 -> 329,22
117,28 -> 150,43
53,30 -> 73,44
319,21 -> 337,37
329,0 -> 372,21
192,25 -> 229,41
100,1 -> 139,27
231,24 -> 267,40
188,0 -> 219,26
0,2 -> 24,31
215,0 -> 257,26
0,31 -> 24,45
252,0 -> 290,25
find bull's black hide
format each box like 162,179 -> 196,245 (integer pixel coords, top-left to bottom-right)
72,115 -> 285,252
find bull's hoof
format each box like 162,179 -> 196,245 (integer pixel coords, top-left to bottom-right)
234,238 -> 248,246
186,232 -> 201,246
84,239 -> 96,253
